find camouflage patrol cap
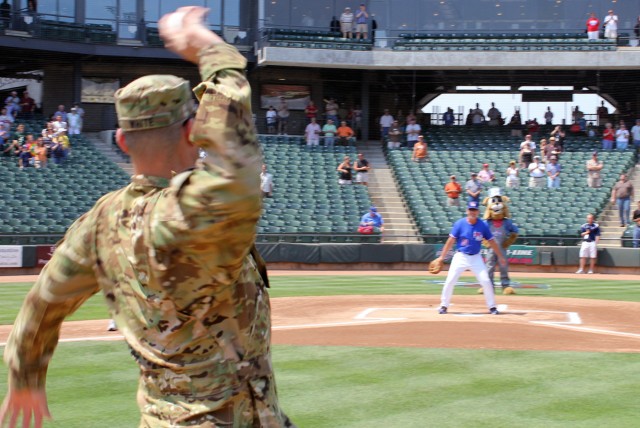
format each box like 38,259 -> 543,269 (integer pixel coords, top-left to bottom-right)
115,74 -> 195,132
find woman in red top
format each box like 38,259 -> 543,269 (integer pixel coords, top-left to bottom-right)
602,122 -> 615,150
304,100 -> 318,122
586,13 -> 600,40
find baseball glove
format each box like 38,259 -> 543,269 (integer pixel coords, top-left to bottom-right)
428,258 -> 443,274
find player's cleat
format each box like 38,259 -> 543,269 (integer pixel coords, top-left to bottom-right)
438,306 -> 448,314
107,320 -> 118,332
587,270 -> 594,274
503,286 -> 515,295
575,269 -> 584,274
489,307 -> 500,315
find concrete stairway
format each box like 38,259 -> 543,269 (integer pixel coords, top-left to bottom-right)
84,131 -> 134,175
357,141 -> 422,243
597,164 -> 640,248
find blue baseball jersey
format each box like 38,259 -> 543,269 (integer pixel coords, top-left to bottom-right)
450,218 -> 494,255
579,222 -> 600,242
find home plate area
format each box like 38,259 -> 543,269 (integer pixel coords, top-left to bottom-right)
270,295 -> 640,353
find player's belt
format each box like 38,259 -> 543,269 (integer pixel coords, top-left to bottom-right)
458,251 -> 478,255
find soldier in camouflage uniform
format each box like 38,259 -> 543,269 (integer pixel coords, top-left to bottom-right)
1,7 -> 294,428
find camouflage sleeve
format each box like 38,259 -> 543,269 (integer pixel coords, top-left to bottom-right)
4,212 -> 100,390
151,43 -> 262,270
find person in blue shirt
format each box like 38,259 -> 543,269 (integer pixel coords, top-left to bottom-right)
432,201 -> 506,314
576,213 -> 600,274
359,206 -> 384,233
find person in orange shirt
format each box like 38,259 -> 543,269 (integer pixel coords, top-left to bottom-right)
34,138 -> 48,168
336,120 -> 355,146
444,175 -> 462,206
412,135 -> 428,162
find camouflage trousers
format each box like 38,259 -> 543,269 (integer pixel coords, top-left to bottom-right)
136,357 -> 295,427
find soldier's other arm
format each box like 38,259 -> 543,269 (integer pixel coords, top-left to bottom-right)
1,212 -> 101,427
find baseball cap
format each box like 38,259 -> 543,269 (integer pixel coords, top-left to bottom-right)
471,172 -> 477,176
115,75 -> 195,132
534,155 -> 541,159
370,206 -> 377,212
467,201 -> 480,210
483,163 -> 489,167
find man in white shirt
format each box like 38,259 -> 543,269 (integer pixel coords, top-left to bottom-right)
339,7 -> 354,38
305,117 -> 321,146
603,10 -> 618,39
528,155 -> 546,188
615,124 -> 629,151
379,109 -> 394,141
260,164 -> 274,198
404,118 -> 421,148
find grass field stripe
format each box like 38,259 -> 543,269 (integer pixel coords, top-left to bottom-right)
0,335 -> 125,347
273,319 -> 407,330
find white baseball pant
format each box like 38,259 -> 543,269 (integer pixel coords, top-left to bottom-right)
440,252 -> 496,309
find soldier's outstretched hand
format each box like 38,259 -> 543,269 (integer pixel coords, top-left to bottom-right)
159,6 -> 224,64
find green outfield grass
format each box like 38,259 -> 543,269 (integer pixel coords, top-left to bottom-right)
1,275 -> 639,325
1,275 -> 639,427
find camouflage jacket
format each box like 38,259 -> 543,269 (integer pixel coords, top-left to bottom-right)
4,44 -> 288,426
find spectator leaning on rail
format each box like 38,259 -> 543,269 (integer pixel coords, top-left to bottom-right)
0,7 -> 295,427
359,206 -> 384,233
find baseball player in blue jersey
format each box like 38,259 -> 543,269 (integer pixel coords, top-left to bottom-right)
434,200 -> 507,314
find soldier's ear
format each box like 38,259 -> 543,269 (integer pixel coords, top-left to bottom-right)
115,128 -> 128,154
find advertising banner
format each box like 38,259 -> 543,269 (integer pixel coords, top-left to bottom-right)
0,246 -> 23,268
36,245 -> 58,267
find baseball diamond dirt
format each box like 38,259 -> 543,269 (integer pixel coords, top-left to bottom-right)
1,271 -> 638,353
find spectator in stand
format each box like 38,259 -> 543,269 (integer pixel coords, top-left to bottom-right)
487,102 -> 501,126
528,155 -> 546,188
304,117 -> 321,147
544,106 -> 554,125
477,163 -> 495,184
12,123 -> 26,146
465,108 -> 474,126
505,160 -> 519,188
405,110 -> 417,123
444,175 -> 462,206
52,104 -> 67,122
379,108 -> 394,142
550,125 -> 566,151
304,100 -> 318,123
4,91 -> 20,118
260,164 -> 273,198
67,107 -> 83,135
337,155 -> 353,185
466,172 -> 483,203
0,107 -> 14,131
576,214 -> 600,274
323,97 -> 339,124
3,139 -> 20,157
266,106 -> 277,134
404,117 -> 421,148
50,135 -> 65,165
52,114 -> 67,133
545,137 -> 562,161
519,134 -> 535,169
412,135 -> 428,162
525,118 -> 540,136
339,7 -> 354,38
600,122 -> 615,150
586,122 -> 598,138
586,12 -> 600,40
611,174 -> 634,227
546,155 -> 561,188
18,144 -> 32,169
72,103 -> 85,118
443,107 -> 455,126
631,119 -> 640,155
57,129 -> 70,160
354,153 -> 370,185
351,105 -> 363,139
337,120 -> 355,146
603,9 -> 618,40
596,100 -> 609,126
322,118 -> 337,147
539,138 -> 548,162
359,206 -> 383,234
509,110 -> 523,137
586,151 -> 603,188
34,138 -> 48,169
354,3 -> 369,40
329,15 -> 340,33
276,96 -> 289,135
572,106 -> 584,123
633,201 -> 640,248
19,91 -> 35,119
471,103 -> 484,125
387,120 -> 402,149
615,123 -> 629,150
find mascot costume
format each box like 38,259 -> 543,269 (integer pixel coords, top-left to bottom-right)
479,188 -> 519,295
